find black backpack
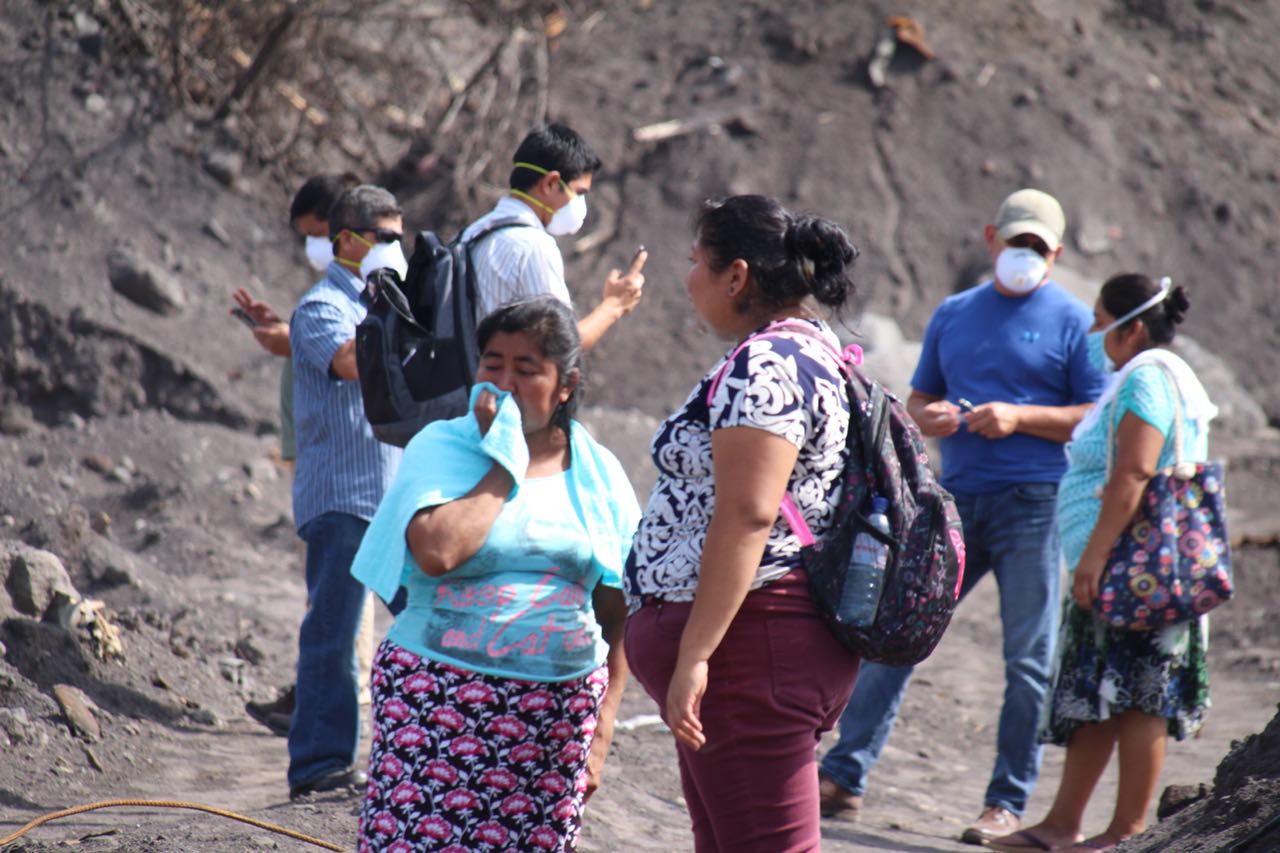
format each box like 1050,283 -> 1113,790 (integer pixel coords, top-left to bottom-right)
355,220 -> 529,447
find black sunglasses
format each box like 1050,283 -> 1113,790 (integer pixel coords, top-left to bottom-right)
1005,233 -> 1051,257
349,226 -> 403,244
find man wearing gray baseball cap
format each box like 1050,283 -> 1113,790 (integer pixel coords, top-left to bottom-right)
818,188 -> 1107,845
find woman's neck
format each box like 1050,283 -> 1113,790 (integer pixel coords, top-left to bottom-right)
525,426 -> 571,475
729,305 -> 816,341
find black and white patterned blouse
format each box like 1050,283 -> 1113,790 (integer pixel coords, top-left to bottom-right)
624,319 -> 851,607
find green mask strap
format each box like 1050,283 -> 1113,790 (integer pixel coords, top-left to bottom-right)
336,228 -> 370,270
510,161 -> 572,215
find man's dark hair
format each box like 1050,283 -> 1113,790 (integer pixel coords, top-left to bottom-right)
289,173 -> 359,224
508,123 -> 603,191
327,185 -> 402,239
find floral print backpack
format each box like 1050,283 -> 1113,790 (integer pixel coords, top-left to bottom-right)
710,322 -> 966,666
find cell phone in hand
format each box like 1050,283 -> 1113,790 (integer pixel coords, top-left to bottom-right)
231,307 -> 259,329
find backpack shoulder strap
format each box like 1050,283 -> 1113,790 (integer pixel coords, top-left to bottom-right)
460,218 -> 535,249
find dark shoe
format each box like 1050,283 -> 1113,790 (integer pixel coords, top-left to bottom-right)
961,805 -> 1021,845
289,767 -> 368,800
262,711 -> 291,736
818,773 -> 862,821
246,685 -> 295,733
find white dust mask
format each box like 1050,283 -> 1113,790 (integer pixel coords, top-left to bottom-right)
995,247 -> 1048,294
547,192 -> 588,236
359,240 -> 409,282
305,235 -> 334,271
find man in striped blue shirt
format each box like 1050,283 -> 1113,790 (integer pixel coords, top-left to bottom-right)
287,184 -> 404,799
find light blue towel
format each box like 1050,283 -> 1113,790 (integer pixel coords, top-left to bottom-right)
351,382 -> 639,605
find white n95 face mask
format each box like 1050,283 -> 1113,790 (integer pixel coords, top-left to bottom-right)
995,247 -> 1048,294
547,192 -> 588,236
305,235 -> 334,271
359,240 -> 409,282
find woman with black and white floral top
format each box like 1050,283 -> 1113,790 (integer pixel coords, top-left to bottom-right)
624,194 -> 862,853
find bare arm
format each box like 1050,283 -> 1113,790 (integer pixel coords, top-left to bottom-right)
404,393 -> 513,576
576,249 -> 647,351
329,339 -> 359,380
965,401 -> 1092,443
584,584 -> 630,801
1070,412 -> 1165,609
253,323 -> 292,357
667,426 -> 799,751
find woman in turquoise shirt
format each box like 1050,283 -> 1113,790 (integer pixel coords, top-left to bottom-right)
351,297 -> 639,852
992,274 -> 1218,853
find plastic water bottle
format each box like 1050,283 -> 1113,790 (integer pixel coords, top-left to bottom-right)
838,496 -> 892,627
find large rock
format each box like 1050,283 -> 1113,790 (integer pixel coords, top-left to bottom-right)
1,541 -> 80,620
107,249 -> 185,315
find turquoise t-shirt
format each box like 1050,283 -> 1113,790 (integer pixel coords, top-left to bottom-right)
385,470 -> 614,682
1056,363 -> 1209,572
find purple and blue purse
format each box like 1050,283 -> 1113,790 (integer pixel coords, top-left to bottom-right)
1092,363 -> 1232,631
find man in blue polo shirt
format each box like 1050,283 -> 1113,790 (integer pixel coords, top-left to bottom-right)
287,184 -> 404,799
818,189 -> 1106,844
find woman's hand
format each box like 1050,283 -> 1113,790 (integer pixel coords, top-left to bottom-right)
583,717 -> 613,801
1072,552 -> 1106,610
474,389 -> 498,436
666,657 -> 709,751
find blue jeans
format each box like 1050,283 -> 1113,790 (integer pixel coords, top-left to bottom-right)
819,482 -> 1061,816
288,511 -> 369,789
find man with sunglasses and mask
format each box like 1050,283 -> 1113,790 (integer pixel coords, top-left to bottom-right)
462,122 -> 646,350
818,189 -> 1107,845
232,173 -> 369,738
285,184 -> 405,799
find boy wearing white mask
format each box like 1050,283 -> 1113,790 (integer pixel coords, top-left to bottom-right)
462,123 -> 646,350
818,188 -> 1108,845
231,172 -> 359,469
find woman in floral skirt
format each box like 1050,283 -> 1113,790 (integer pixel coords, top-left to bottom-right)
350,297 -> 638,852
991,273 -> 1217,853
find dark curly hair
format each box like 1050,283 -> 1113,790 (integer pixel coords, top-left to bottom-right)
1100,273 -> 1190,345
694,195 -> 860,315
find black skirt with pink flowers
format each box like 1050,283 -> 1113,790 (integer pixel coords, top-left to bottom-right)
358,640 -> 608,853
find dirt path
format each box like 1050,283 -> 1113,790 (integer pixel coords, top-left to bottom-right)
8,573 -> 1270,853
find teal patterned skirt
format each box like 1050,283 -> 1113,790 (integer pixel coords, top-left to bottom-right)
1041,599 -> 1210,745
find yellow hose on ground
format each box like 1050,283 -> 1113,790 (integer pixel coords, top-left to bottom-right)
0,798 -> 346,851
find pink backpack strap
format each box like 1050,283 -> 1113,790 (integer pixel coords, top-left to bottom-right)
704,320 -> 864,548
779,494 -> 815,547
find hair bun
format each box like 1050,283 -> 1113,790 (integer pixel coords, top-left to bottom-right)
785,216 -> 860,308
1164,284 -> 1190,326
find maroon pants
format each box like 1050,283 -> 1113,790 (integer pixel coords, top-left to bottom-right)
625,570 -> 859,853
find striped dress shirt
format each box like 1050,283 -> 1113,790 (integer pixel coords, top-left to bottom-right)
461,196 -> 574,319
289,262 -> 402,529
